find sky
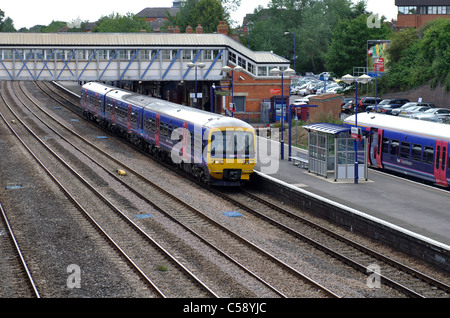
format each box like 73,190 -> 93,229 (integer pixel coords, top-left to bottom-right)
1,0 -> 398,30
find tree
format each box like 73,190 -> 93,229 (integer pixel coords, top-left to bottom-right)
247,0 -> 365,74
324,14 -> 391,76
93,12 -> 151,33
382,18 -> 450,92
166,0 -> 228,33
0,9 -> 16,32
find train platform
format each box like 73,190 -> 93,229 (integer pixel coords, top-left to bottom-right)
254,145 -> 450,248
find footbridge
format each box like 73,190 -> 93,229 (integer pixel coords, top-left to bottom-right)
0,32 -> 290,82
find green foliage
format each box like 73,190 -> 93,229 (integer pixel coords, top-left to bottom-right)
93,12 -> 151,33
40,21 -> 68,33
381,18 -> 450,92
0,9 -> 16,32
166,0 -> 228,33
325,14 -> 392,76
247,0 -> 369,74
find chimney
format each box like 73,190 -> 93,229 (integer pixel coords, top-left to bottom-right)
217,21 -> 229,35
186,25 -> 193,33
196,24 -> 203,34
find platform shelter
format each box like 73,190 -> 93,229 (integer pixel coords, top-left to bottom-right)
303,123 -> 368,182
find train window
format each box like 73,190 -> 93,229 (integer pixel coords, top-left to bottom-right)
411,144 -> 422,162
390,140 -> 399,156
400,142 -> 410,158
423,146 -> 434,165
382,138 -> 389,153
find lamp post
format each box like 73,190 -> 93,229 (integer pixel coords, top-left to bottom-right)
341,74 -> 372,183
222,65 -> 243,117
187,62 -> 206,108
270,67 -> 296,160
284,32 -> 296,73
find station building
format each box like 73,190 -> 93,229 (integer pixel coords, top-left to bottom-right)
396,0 -> 450,28
0,20 -> 292,123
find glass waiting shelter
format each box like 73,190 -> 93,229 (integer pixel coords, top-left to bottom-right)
303,123 -> 368,181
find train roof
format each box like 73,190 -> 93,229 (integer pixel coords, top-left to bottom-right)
94,84 -> 252,129
344,112 -> 450,141
82,82 -> 117,95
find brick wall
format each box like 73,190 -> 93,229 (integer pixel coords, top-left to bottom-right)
308,94 -> 343,122
219,68 -> 291,121
382,82 -> 449,108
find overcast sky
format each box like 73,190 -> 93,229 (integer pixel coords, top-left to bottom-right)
2,0 -> 398,30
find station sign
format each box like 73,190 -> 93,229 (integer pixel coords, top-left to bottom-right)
351,127 -> 362,140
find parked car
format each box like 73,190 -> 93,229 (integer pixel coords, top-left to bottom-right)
375,99 -> 410,114
341,98 -> 362,114
413,108 -> 450,122
358,97 -> 383,112
292,98 -> 309,105
391,102 -> 436,116
398,106 -> 430,118
341,97 -> 353,107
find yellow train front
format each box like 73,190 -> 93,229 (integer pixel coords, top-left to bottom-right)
204,124 -> 257,186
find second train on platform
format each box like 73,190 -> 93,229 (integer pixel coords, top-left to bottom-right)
344,112 -> 450,187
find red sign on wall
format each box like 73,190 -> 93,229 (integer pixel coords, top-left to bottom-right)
270,89 -> 281,94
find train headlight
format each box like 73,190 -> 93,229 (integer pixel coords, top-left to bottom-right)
213,160 -> 223,164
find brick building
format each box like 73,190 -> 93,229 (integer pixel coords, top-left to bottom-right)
396,0 -> 450,28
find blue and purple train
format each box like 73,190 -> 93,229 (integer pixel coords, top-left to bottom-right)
344,112 -> 450,187
80,82 -> 256,186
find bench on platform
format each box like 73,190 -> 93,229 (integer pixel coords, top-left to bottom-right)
289,151 -> 309,169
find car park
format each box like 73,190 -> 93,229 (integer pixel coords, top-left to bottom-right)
316,83 -> 342,94
413,108 -> 450,122
358,97 -> 383,112
398,106 -> 430,118
391,102 -> 435,116
375,98 -> 410,114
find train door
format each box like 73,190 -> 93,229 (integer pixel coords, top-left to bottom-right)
94,93 -> 98,116
111,99 -> 116,125
182,122 -> 189,161
434,140 -> 448,186
370,128 -> 383,168
127,104 -> 132,133
83,90 -> 88,111
155,114 -> 160,148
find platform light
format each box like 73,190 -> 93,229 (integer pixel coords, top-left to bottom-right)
187,62 -> 206,109
270,67 -> 296,160
341,74 -> 372,183
221,65 -> 243,117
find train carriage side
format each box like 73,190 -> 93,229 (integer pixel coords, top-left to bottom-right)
81,82 -> 116,121
140,99 -> 256,185
345,113 -> 450,187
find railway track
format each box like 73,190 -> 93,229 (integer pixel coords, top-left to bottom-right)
42,81 -> 450,297
4,80 -> 447,298
0,202 -> 40,298
213,187 -> 450,298
30,81 -> 338,298
0,81 -> 219,297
